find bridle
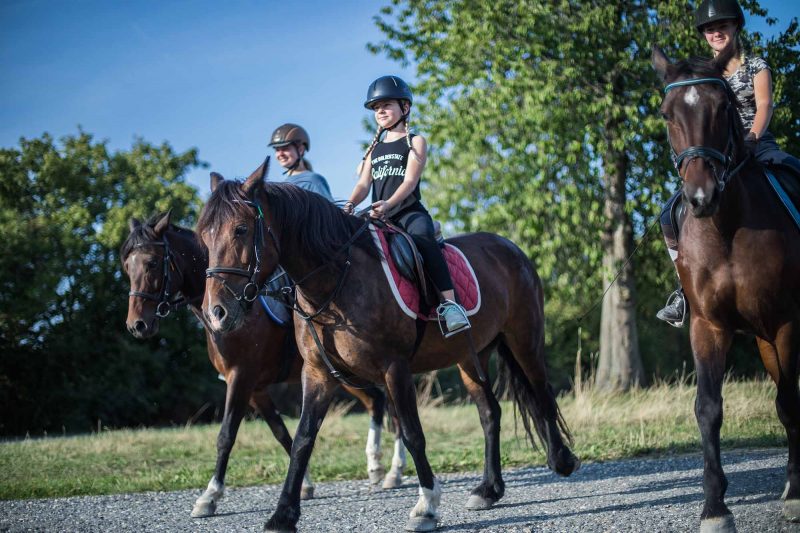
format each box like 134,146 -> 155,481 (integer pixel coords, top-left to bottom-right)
128,237 -> 186,318
205,200 -> 281,305
663,77 -> 749,192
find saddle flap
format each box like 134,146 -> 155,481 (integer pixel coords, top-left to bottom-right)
387,226 -> 434,307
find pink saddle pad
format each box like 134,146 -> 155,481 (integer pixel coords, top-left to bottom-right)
370,225 -> 481,321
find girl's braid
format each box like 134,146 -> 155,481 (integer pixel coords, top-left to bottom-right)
358,124 -> 384,174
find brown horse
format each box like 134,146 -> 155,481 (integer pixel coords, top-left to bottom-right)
196,163 -> 579,532
653,46 -> 800,532
121,212 -> 405,519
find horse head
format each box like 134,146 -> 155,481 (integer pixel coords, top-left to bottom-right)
197,157 -> 280,333
652,45 -> 745,218
122,210 -> 177,338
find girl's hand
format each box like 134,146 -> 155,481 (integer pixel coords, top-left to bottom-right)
370,200 -> 391,220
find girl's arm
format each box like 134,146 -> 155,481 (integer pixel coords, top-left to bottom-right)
374,135 -> 427,215
750,68 -> 774,139
345,154 -> 374,212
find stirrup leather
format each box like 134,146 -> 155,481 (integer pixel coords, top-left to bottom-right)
436,300 -> 471,338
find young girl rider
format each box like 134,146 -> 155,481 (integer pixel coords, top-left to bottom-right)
657,0 -> 800,327
269,123 -> 334,202
343,75 -> 470,336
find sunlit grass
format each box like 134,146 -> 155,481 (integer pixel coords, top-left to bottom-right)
0,378 -> 784,500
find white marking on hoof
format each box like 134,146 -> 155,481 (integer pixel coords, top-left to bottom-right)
404,516 -> 438,532
191,477 -> 224,518
699,514 -> 737,533
365,419 -> 383,483
410,478 -> 442,520
465,493 -> 495,510
382,467 -> 404,489
684,86 -> 699,106
782,480 -> 790,500
784,499 -> 800,522
300,472 -> 314,500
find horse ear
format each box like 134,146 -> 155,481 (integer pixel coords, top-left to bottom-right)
153,209 -> 172,237
652,46 -> 672,83
243,156 -> 270,195
129,218 -> 141,232
210,172 -> 224,192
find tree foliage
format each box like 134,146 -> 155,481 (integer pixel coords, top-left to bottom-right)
370,0 -> 799,385
0,131 -> 219,435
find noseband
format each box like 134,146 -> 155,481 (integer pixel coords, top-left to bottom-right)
128,236 -> 184,318
663,77 -> 748,192
205,200 -> 281,304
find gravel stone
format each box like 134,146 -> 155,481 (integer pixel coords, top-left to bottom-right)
2,448 -> 800,532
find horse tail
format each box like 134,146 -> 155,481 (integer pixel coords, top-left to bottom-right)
496,340 -> 576,475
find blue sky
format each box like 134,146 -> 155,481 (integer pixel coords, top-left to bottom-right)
0,0 -> 795,203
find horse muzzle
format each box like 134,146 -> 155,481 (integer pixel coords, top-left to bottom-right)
683,180 -> 719,218
126,315 -> 159,339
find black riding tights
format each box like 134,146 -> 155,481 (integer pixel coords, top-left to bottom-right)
392,208 -> 454,293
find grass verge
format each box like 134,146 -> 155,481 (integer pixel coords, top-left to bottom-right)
0,377 -> 785,500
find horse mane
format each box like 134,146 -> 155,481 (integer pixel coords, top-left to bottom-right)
196,180 -> 377,267
120,212 -> 197,264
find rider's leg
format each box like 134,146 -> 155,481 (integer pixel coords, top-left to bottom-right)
656,193 -> 687,327
755,133 -> 800,176
394,209 -> 469,334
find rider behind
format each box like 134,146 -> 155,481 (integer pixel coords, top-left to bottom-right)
656,0 -> 800,327
343,76 -> 470,336
269,123 -> 334,201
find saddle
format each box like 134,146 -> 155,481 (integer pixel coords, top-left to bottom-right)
380,221 -> 439,310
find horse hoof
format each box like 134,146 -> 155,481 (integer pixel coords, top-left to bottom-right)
300,486 -> 315,500
784,499 -> 800,522
382,472 -> 403,489
369,466 -> 387,486
190,498 -> 216,518
465,494 -> 496,510
700,514 -> 736,533
404,516 -> 439,532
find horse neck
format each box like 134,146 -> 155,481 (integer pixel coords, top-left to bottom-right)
706,164 -> 753,238
168,228 -> 208,306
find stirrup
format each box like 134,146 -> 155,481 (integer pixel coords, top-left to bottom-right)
436,300 -> 471,338
656,289 -> 687,328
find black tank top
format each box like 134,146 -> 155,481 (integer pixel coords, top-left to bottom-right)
370,134 -> 424,218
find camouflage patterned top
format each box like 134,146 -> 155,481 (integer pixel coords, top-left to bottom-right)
725,55 -> 770,132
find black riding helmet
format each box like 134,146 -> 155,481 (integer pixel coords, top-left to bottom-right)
694,0 -> 744,31
364,76 -> 413,110
268,123 -> 310,152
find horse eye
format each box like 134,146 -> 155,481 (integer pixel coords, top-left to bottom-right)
147,259 -> 158,269
235,224 -> 248,236
661,112 -> 670,121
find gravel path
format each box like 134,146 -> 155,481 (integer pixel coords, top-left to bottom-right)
3,448 -> 800,532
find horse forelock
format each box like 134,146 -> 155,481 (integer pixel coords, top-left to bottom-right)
196,180 -> 254,239
120,214 -> 198,266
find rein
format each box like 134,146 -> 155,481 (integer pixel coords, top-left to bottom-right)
128,236 -> 191,318
663,77 -> 750,192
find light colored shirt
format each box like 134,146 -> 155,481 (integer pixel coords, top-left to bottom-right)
284,171 -> 333,202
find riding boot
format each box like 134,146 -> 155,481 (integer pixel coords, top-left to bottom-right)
656,288 -> 687,328
656,194 -> 688,328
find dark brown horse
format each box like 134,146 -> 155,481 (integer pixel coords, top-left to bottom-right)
121,212 -> 405,519
197,163 -> 579,532
653,46 -> 800,532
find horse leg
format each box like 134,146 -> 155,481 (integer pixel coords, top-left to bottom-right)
691,319 -> 735,533
264,368 -> 336,533
757,321 -> 800,522
191,371 -> 252,518
384,359 -> 441,532
497,334 -> 579,476
343,384 -> 387,486
249,389 -> 315,500
382,407 -> 407,490
459,363 -> 504,510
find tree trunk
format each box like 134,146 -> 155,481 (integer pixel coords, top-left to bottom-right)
595,130 -> 645,391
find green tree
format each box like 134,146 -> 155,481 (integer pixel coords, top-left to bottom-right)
371,0 -> 799,390
0,131 -> 217,435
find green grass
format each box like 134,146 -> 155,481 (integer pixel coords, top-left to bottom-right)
0,378 -> 785,500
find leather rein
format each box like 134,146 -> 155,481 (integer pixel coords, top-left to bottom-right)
664,77 -> 750,192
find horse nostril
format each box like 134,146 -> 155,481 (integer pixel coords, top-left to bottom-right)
213,305 -> 226,321
133,320 -> 147,333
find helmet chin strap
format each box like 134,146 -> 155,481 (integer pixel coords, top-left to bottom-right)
282,144 -> 303,175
